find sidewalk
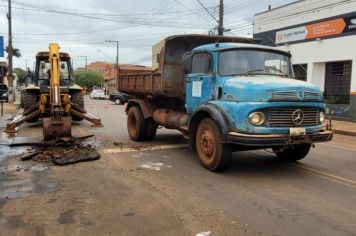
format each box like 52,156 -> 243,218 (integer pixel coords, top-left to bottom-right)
329,119 -> 356,137
0,102 -> 19,129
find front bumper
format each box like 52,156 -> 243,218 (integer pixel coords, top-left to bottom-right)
226,130 -> 333,147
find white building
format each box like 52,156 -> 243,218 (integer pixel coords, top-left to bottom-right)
254,0 -> 356,119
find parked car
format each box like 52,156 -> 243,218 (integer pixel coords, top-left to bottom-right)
90,89 -> 105,99
109,92 -> 131,105
0,84 -> 8,102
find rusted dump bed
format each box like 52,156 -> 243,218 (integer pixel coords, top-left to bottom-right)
119,34 -> 258,101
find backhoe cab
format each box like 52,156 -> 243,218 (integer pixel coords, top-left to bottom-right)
6,43 -> 102,140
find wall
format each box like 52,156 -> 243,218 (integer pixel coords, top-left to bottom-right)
254,0 -> 356,119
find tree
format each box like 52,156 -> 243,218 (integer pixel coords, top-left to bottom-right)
5,47 -> 22,58
74,71 -> 104,90
14,67 -> 26,84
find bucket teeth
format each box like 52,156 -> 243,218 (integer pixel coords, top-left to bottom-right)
43,117 -> 72,141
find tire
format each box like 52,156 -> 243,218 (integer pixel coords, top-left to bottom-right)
272,144 -> 311,162
127,106 -> 147,141
114,98 -> 121,105
23,91 -> 39,123
145,118 -> 158,140
195,118 -> 231,171
71,91 -> 84,121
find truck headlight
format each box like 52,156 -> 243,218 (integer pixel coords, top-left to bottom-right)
248,112 -> 265,126
319,111 -> 325,123
3,93 -> 7,97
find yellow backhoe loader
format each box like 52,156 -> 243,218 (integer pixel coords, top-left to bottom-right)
6,43 -> 102,140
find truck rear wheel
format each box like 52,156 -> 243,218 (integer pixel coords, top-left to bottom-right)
195,118 -> 231,171
145,118 -> 158,140
127,106 -> 147,141
272,144 -> 311,161
23,91 -> 39,123
71,91 -> 84,121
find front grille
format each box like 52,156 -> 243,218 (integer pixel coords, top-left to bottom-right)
267,107 -> 319,127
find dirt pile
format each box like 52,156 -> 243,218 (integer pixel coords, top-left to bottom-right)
17,136 -> 100,165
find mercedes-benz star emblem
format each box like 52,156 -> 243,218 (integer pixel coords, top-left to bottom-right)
291,109 -> 304,126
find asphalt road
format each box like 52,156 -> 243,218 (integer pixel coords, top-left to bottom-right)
1,97 -> 356,235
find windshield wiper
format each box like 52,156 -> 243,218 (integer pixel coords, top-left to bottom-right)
268,67 -> 290,77
243,69 -> 268,76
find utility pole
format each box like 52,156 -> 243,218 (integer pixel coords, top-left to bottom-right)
105,40 -> 119,92
218,0 -> 224,35
79,56 -> 87,71
7,0 -> 14,103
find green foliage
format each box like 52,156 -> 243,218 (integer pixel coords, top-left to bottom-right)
5,47 -> 22,58
14,67 -> 26,84
74,71 -> 104,89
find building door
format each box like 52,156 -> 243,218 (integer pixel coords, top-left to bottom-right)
293,64 -> 307,81
325,61 -> 352,104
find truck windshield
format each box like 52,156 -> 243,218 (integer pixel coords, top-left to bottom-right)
219,49 -> 293,77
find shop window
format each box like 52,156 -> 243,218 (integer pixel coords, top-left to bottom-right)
324,61 -> 352,104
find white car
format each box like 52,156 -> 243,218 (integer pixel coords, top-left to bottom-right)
90,89 -> 106,99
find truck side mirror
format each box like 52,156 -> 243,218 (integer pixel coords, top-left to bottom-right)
183,52 -> 192,74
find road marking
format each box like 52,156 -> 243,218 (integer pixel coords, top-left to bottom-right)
319,143 -> 356,152
103,143 -> 188,154
254,150 -> 356,188
289,163 -> 356,188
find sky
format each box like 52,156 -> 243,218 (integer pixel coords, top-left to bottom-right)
0,0 -> 295,70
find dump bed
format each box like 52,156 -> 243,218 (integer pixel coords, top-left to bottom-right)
119,34 -> 258,101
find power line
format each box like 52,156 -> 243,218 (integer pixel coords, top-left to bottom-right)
196,0 -> 219,23
0,0 -> 213,29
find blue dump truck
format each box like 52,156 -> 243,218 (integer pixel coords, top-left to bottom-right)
119,35 -> 333,171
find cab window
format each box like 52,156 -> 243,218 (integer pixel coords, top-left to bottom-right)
192,53 -> 213,74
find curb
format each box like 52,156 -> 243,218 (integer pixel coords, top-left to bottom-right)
334,130 -> 356,137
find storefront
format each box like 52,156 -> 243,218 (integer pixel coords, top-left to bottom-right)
253,0 -> 356,119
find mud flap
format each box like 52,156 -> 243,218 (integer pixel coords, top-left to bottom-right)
43,116 -> 72,141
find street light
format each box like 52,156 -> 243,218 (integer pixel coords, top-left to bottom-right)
105,40 -> 120,92
97,50 -> 114,62
78,56 -> 87,71
105,40 -> 119,76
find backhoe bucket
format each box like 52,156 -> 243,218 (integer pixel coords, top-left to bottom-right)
43,116 -> 72,141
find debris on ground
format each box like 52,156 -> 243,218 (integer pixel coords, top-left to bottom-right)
14,135 -> 100,166
195,231 -> 212,236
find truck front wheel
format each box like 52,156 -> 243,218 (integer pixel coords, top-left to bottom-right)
127,106 -> 147,141
195,118 -> 231,171
272,144 -> 311,161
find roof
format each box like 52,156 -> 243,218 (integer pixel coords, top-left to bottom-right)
36,52 -> 71,60
255,0 -> 305,16
119,64 -> 151,71
193,43 -> 291,55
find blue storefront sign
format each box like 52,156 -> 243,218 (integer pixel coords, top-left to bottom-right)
0,36 -> 4,57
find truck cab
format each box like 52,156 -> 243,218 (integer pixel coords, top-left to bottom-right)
184,43 -> 332,170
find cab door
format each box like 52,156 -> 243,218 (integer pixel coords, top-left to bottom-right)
185,52 -> 214,114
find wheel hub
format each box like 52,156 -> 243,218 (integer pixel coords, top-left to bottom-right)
200,131 -> 214,157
